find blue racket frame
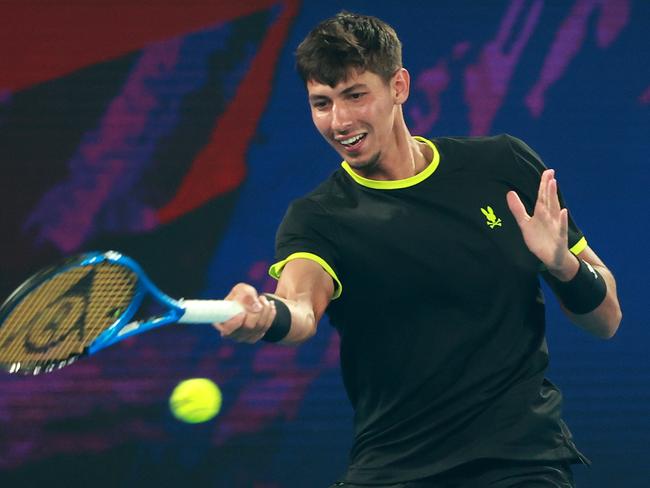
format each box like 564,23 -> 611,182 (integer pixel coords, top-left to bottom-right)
81,251 -> 187,355
1,249 -> 242,374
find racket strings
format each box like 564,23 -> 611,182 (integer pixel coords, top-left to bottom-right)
0,263 -> 137,372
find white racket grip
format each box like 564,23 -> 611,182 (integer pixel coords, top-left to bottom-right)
178,299 -> 244,324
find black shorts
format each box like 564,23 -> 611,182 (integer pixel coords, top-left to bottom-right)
329,459 -> 575,488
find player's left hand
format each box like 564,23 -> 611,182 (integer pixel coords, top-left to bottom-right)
506,169 -> 578,278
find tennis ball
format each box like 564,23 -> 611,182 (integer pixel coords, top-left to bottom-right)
169,378 -> 222,424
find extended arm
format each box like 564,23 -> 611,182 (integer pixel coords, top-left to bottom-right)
507,169 -> 622,339
214,258 -> 334,345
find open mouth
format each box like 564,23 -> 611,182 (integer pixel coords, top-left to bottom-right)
338,133 -> 367,150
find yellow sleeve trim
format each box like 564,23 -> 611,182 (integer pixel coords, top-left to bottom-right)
268,252 -> 342,299
340,136 -> 440,190
570,236 -> 588,256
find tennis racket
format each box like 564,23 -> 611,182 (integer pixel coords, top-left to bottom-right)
0,250 -> 243,375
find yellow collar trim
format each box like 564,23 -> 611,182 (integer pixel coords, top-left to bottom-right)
340,136 -> 440,190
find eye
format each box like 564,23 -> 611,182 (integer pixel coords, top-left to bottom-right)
349,92 -> 366,100
312,100 -> 329,110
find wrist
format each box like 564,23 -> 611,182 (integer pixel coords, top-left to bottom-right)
261,294 -> 292,342
543,258 -> 607,314
546,251 -> 580,282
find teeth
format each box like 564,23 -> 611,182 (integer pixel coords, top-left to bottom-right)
341,134 -> 364,146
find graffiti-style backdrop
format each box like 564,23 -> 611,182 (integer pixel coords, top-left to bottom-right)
1,1 -> 648,486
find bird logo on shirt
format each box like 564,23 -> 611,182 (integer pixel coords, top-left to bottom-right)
481,206 -> 502,229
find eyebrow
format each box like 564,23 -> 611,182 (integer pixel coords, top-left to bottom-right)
308,83 -> 369,102
340,83 -> 368,95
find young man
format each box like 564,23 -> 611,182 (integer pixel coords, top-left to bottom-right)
215,12 -> 621,487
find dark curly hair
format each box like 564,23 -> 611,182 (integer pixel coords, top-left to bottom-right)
295,11 -> 402,87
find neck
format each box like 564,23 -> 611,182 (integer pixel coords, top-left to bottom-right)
355,110 -> 428,181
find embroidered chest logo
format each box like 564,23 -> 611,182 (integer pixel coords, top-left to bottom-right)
480,206 -> 502,229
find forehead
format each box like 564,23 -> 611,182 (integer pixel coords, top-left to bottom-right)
306,69 -> 385,98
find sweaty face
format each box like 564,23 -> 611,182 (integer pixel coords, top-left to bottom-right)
307,70 -> 399,173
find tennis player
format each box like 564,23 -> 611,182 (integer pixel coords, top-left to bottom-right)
215,11 -> 622,487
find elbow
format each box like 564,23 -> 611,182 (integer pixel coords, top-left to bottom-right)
602,307 -> 622,340
280,313 -> 317,346
302,323 -> 318,343
573,301 -> 622,340
292,323 -> 318,345
284,327 -> 316,346
301,315 -> 319,342
298,308 -> 319,342
595,304 -> 622,340
601,276 -> 622,339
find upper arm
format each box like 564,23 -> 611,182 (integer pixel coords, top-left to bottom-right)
274,258 -> 334,324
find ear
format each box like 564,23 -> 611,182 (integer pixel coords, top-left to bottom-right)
392,68 -> 410,105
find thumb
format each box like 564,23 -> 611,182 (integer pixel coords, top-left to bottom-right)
506,190 -> 530,226
243,291 -> 263,313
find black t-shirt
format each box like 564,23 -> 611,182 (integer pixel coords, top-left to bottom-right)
270,135 -> 589,483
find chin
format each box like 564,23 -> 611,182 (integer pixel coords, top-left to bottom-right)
348,152 -> 381,172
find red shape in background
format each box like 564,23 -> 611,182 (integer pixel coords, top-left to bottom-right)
0,0 -> 301,226
0,0 -> 290,92
157,0 -> 300,223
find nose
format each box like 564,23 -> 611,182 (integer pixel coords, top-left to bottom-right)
331,102 -> 352,134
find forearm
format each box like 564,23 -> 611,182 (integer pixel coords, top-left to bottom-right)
546,251 -> 622,339
559,263 -> 622,339
218,260 -> 332,345
264,293 -> 318,345
507,168 -> 622,339
266,258 -> 334,345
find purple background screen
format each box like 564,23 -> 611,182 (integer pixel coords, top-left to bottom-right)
0,1 -> 648,486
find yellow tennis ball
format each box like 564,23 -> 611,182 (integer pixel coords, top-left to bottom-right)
169,378 -> 222,424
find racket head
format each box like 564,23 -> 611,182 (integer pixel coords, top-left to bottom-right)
0,251 -> 179,375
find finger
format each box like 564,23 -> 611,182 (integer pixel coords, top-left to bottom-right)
223,282 -> 249,301
548,176 -> 562,216
537,170 -> 550,209
223,318 -> 261,342
235,315 -> 260,342
545,169 -> 555,210
238,307 -> 273,342
560,207 -> 569,241
241,292 -> 263,314
238,296 -> 274,338
239,297 -> 272,342
228,327 -> 261,343
223,296 -> 277,343
506,190 -> 530,226
257,295 -> 275,329
267,300 -> 277,328
225,283 -> 262,313
242,299 -> 277,343
214,312 -> 246,336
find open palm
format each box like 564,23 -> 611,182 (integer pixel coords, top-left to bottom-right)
506,169 -> 573,272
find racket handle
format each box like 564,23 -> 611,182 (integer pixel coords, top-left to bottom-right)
178,300 -> 244,324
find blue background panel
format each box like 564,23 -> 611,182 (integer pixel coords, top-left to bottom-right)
0,1 -> 648,486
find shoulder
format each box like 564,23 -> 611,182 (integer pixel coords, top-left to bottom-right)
290,167 -> 361,216
288,171 -> 341,210
280,170 -> 347,227
433,133 -> 527,157
432,134 -> 545,176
